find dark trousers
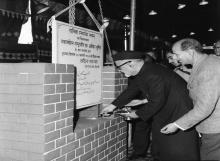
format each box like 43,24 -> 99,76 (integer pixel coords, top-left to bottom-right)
200,133 -> 220,160
132,119 -> 151,155
152,123 -> 200,160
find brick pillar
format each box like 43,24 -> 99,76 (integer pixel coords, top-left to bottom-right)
0,63 -> 127,161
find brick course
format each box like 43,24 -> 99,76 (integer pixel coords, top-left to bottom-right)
0,64 -> 127,161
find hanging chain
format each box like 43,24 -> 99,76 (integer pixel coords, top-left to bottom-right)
69,0 -> 76,25
98,0 -> 112,59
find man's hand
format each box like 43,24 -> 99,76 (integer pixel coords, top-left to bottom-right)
100,104 -> 117,116
125,99 -> 148,106
118,110 -> 139,119
160,123 -> 179,134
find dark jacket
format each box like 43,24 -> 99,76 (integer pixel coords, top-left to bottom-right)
112,62 -> 200,160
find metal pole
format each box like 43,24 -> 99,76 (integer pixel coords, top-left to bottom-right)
129,0 -> 136,50
127,0 -> 136,150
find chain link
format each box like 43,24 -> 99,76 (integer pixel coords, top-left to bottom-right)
98,0 -> 112,60
69,0 -> 76,25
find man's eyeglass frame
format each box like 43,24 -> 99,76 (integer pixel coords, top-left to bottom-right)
115,61 -> 132,69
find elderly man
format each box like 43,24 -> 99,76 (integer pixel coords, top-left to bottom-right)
161,38 -> 220,160
214,40 -> 220,56
101,51 -> 199,160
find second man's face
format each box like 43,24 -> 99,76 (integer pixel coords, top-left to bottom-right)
167,53 -> 180,66
172,45 -> 191,65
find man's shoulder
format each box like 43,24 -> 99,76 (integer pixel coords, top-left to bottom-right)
202,55 -> 220,71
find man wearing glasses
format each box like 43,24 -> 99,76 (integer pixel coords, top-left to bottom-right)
161,38 -> 220,160
101,51 -> 199,160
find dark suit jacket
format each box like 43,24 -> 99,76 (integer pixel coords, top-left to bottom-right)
112,62 -> 200,160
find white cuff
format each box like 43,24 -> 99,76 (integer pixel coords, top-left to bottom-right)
173,122 -> 186,131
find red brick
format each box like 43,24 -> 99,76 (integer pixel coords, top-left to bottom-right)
110,145 -> 116,152
56,84 -> 66,93
44,148 -> 61,161
108,125 -> 118,133
62,74 -> 74,83
111,131 -> 116,139
80,134 -> 94,146
105,149 -> 110,156
95,143 -> 107,155
102,92 -> 117,99
67,65 -> 75,73
56,137 -> 66,148
61,141 -> 79,155
45,64 -> 55,73
44,74 -> 60,84
61,93 -> 74,101
72,158 -> 79,161
67,83 -> 74,92
102,73 -> 117,79
44,112 -> 60,123
76,130 -> 84,139
99,156 -> 108,161
44,122 -> 55,133
98,151 -> 105,160
67,133 -> 75,142
45,130 -> 60,143
56,156 -> 66,161
76,147 -> 84,157
61,109 -> 73,119
85,143 -> 92,153
44,104 -> 55,114
105,134 -> 110,142
44,85 -> 55,94
56,102 -> 66,112
44,94 -> 60,104
67,150 -> 76,161
80,150 -> 95,161
66,117 -> 73,126
102,98 -> 114,105
92,140 -> 98,149
118,133 -> 127,141
102,79 -> 119,85
61,125 -> 73,137
56,64 -> 66,73
102,66 -> 116,72
99,136 -> 105,145
108,138 -> 117,148
108,151 -> 117,160
45,141 -> 55,152
92,156 -> 98,161
85,128 -> 92,136
116,142 -> 120,149
95,129 -> 107,139
67,101 -> 74,109
116,129 -> 120,136
119,145 -> 126,153
102,85 -> 121,91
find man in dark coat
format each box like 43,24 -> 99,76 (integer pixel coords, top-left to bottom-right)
101,51 -> 200,160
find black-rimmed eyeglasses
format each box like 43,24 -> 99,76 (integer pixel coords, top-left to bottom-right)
115,61 -> 132,69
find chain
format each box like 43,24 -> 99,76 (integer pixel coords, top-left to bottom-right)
98,0 -> 112,60
69,0 -> 76,25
